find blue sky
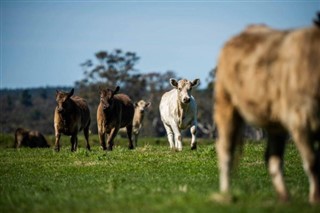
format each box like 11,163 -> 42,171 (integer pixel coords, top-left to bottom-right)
1,1 -> 319,89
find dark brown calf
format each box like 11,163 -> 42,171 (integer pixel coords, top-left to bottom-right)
54,88 -> 91,152
97,86 -> 134,151
14,128 -> 50,148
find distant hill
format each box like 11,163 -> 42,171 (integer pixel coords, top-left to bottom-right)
0,86 -> 72,134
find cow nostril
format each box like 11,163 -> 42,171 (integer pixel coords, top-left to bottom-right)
183,97 -> 190,103
103,105 -> 109,110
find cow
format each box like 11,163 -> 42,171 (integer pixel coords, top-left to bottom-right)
159,78 -> 200,151
97,86 -> 135,151
132,100 -> 151,147
54,88 -> 91,152
213,19 -> 320,203
14,128 -> 50,148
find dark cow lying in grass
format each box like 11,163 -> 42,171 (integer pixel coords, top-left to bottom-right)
14,128 -> 49,148
54,88 -> 91,152
214,17 -> 320,203
97,86 -> 134,151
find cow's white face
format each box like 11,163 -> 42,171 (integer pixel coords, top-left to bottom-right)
170,78 -> 200,104
135,100 -> 151,113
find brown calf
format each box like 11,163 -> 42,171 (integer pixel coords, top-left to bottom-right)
97,86 -> 134,150
14,128 -> 50,148
54,88 -> 91,152
214,20 -> 320,203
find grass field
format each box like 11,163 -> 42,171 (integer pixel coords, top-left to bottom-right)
0,134 -> 319,212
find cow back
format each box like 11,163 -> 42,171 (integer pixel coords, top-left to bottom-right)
114,94 -> 134,128
216,25 -> 320,128
71,96 -> 91,130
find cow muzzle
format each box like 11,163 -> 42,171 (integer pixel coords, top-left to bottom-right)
182,97 -> 191,103
57,107 -> 64,113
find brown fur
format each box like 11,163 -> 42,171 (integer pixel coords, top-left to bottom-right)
54,88 -> 91,152
214,23 -> 320,203
97,86 -> 134,151
14,128 -> 49,148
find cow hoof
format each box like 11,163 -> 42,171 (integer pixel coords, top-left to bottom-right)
128,145 -> 134,150
278,194 -> 290,203
210,192 -> 236,204
310,195 -> 320,205
106,147 -> 113,151
54,147 -> 60,152
191,144 -> 197,150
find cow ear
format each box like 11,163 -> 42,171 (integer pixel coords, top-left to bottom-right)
146,102 -> 151,108
134,102 -> 138,107
98,86 -> 103,94
170,78 -> 178,88
68,88 -> 74,98
191,79 -> 200,87
114,86 -> 120,94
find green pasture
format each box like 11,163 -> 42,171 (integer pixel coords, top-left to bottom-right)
0,134 -> 319,212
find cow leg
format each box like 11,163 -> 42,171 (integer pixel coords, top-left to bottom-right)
214,88 -> 243,195
290,128 -> 320,204
126,124 -> 134,150
133,132 -> 138,148
106,128 -> 119,151
54,132 -> 61,152
163,123 -> 175,150
70,135 -> 77,152
74,135 -> 78,151
84,126 -> 91,151
265,132 -> 289,202
98,131 -> 107,150
190,124 -> 197,150
170,123 -> 183,151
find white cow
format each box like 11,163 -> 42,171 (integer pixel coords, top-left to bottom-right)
159,78 -> 200,151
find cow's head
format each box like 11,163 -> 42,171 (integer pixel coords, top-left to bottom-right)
134,100 -> 151,113
99,86 -> 120,111
14,128 -> 29,148
170,78 -> 200,104
55,88 -> 74,114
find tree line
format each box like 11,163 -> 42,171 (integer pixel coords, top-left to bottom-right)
1,49 -> 262,139
0,49 -> 215,138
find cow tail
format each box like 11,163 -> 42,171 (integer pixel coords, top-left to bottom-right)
313,11 -> 320,28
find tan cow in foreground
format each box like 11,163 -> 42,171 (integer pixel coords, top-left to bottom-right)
97,86 -> 134,151
54,88 -> 91,152
132,100 -> 151,147
159,78 -> 200,151
214,20 -> 320,203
